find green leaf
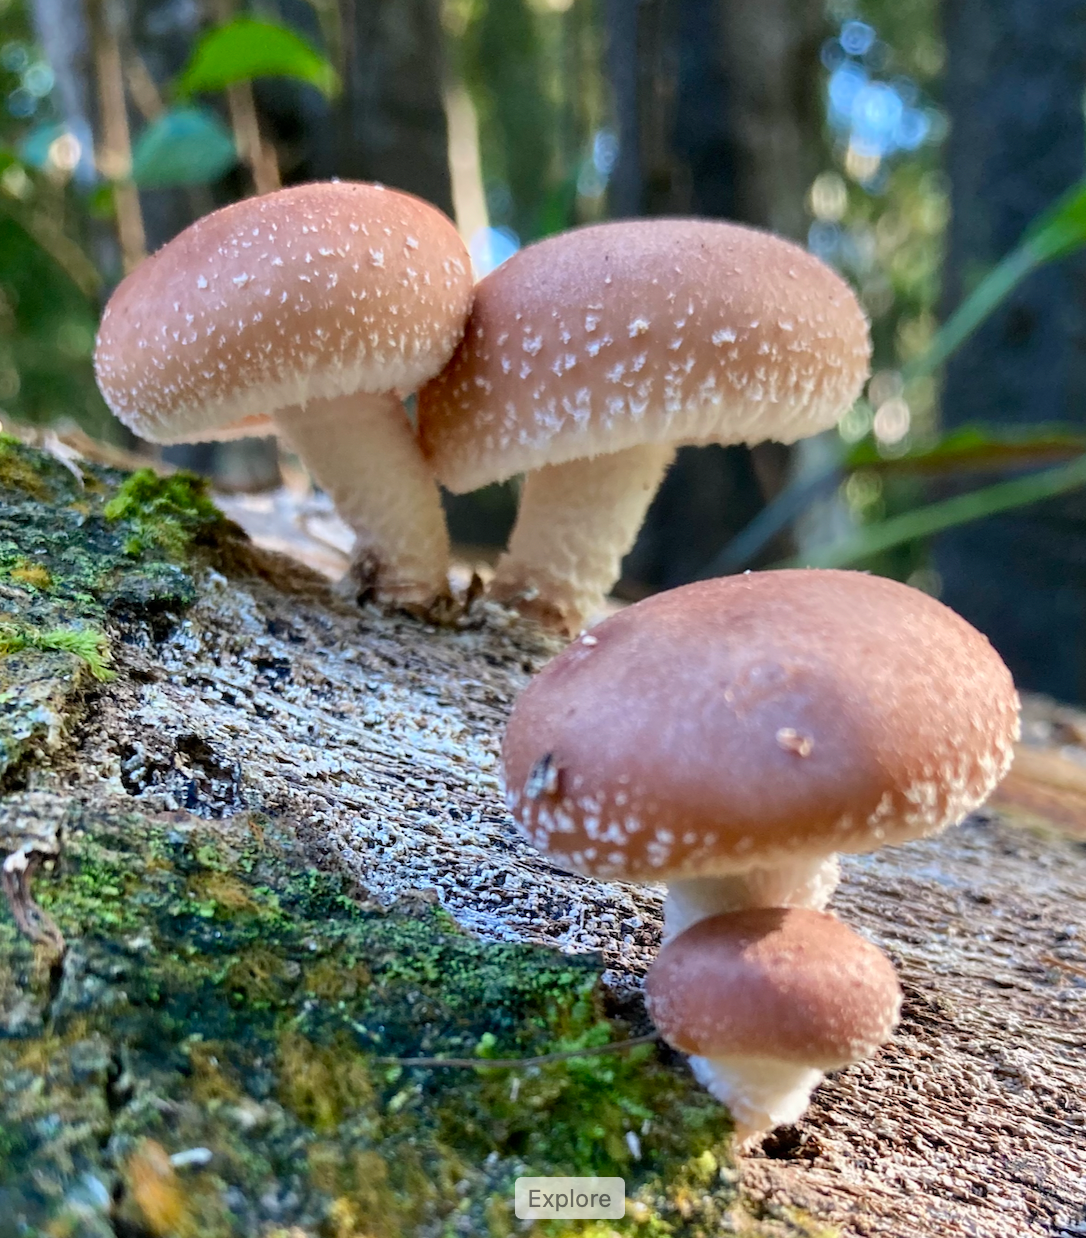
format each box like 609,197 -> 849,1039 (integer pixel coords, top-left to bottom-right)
845,424 -> 1086,475
903,243 -> 1038,381
1020,177 -> 1086,263
131,107 -> 237,189
535,171 -> 579,239
779,452 -> 1086,570
177,18 -> 340,99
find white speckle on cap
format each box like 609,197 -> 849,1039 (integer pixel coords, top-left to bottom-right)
776,728 -> 814,757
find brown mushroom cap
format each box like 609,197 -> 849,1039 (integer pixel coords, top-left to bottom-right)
418,218 -> 870,492
502,569 -> 1019,881
94,181 -> 472,444
645,908 -> 902,1068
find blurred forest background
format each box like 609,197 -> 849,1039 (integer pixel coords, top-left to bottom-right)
2,0 -> 1086,700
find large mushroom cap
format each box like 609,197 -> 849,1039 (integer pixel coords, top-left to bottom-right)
418,218 -> 870,492
645,908 -> 902,1069
95,181 -> 472,444
502,569 -> 1019,881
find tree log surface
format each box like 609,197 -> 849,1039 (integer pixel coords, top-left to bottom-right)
1,441 -> 1083,1237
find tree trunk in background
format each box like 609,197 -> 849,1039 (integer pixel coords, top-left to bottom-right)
126,0 -> 204,251
607,0 -> 826,595
937,0 -> 1086,703
314,0 -> 454,217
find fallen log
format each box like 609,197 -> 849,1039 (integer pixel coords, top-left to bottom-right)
0,437 -> 1082,1237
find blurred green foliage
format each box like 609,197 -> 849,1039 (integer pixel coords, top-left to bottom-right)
0,0 -> 110,433
130,108 -> 237,189
0,1 -> 345,438
450,0 -> 606,244
177,17 -> 340,100
0,177 -> 111,433
2,0 -> 1086,574
791,167 -> 1086,574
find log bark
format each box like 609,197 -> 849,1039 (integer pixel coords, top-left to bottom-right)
0,436 -> 1083,1236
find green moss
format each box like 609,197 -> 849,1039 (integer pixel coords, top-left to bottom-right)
0,439 -> 238,783
103,468 -> 224,558
0,434 -> 52,500
0,799 -> 816,1238
0,439 -> 225,618
0,621 -> 115,680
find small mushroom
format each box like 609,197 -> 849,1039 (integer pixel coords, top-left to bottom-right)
94,181 -> 473,614
418,219 -> 869,634
501,569 -> 1019,939
645,907 -> 902,1143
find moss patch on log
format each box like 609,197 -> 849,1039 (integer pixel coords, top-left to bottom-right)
0,794 -> 762,1237
0,438 -> 231,781
0,436 -> 225,617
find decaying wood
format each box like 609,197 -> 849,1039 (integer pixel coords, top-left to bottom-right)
30,535 -> 1080,1236
3,465 -> 1084,1236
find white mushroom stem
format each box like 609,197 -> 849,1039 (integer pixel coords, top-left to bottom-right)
275,392 -> 450,610
490,443 -> 675,635
662,856 -> 840,942
688,1054 -> 825,1144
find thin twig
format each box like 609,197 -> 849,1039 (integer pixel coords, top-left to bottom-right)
374,1033 -> 660,1070
1,845 -> 66,959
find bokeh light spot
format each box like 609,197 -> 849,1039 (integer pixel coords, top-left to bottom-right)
873,397 -> 911,445
809,172 -> 848,222
48,132 -> 81,173
470,226 -> 520,278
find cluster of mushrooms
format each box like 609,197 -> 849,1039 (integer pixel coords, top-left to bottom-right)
93,181 -> 1021,1146
94,179 -> 867,633
502,569 -> 1019,1141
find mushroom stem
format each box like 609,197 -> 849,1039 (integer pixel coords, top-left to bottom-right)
490,443 -> 675,635
662,856 -> 840,942
687,1054 -> 825,1144
275,393 -> 451,611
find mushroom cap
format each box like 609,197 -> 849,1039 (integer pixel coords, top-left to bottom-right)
94,182 -> 473,444
502,569 -> 1019,882
645,908 -> 902,1069
418,218 -> 870,492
